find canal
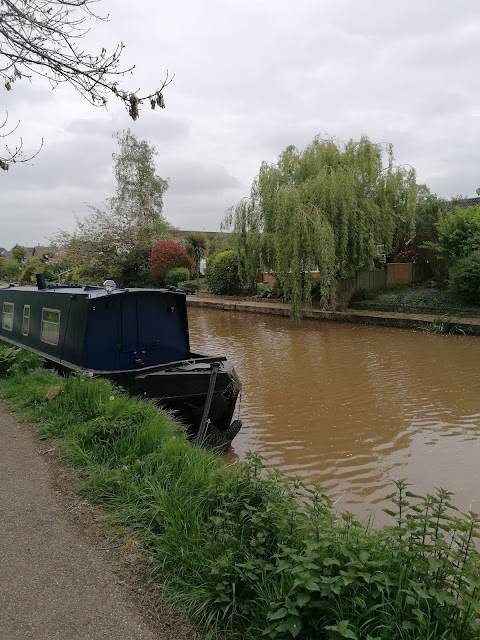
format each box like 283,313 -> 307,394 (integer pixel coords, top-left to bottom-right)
189,307 -> 480,520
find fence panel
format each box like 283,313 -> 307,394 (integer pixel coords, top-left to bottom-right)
386,263 -> 413,287
413,262 -> 431,283
357,269 -> 387,291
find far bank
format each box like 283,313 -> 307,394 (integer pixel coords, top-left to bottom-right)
188,293 -> 480,335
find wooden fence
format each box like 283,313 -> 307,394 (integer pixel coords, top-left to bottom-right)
386,263 -> 413,288
336,269 -> 387,307
264,262 -> 417,308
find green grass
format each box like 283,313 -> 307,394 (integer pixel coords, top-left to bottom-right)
1,345 -> 480,640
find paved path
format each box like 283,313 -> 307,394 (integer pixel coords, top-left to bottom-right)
0,406 -> 162,640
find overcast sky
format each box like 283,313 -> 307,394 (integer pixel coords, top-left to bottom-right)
2,0 -> 480,249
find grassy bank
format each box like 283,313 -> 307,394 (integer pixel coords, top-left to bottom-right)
1,345 -> 479,639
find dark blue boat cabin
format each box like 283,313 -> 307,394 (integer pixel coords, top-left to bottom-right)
0,283 -> 191,372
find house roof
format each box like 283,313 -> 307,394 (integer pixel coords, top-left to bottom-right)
451,197 -> 480,209
0,245 -> 51,260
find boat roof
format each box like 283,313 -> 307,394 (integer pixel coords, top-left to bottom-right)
0,284 -> 185,299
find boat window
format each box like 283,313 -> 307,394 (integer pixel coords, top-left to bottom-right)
41,308 -> 61,346
22,305 -> 30,336
2,302 -> 14,331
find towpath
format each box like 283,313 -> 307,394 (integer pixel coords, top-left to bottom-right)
0,405 -> 193,640
187,294 -> 480,335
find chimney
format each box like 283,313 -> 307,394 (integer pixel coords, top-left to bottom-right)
36,273 -> 46,290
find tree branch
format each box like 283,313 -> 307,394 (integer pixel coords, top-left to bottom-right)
1,0 -> 173,168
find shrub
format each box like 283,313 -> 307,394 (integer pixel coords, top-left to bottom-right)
18,256 -> 45,283
0,258 -> 20,282
450,250 -> 480,305
256,283 -> 273,298
205,250 -> 242,295
435,206 -> 480,266
165,267 -> 191,287
0,347 -> 42,377
65,267 -> 83,283
392,248 -> 419,263
177,280 -> 199,294
122,266 -> 157,288
350,288 -> 377,302
375,290 -> 452,310
149,240 -> 193,285
257,282 -> 284,299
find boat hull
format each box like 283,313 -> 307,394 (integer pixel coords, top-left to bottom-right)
94,355 -> 242,451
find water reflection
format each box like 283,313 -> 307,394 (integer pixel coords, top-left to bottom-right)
188,308 -> 480,519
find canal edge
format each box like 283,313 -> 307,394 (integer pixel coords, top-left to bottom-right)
187,295 -> 480,335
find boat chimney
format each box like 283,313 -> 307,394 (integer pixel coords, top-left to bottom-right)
36,273 -> 47,290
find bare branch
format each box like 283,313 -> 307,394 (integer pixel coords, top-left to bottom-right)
1,0 -> 172,168
0,109 -> 43,169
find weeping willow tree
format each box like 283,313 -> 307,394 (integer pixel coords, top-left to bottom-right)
223,135 -> 417,318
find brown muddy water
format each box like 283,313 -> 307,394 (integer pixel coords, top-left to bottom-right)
188,307 -> 480,521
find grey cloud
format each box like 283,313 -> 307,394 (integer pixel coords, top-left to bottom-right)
162,190 -> 246,232
3,0 -> 480,247
160,161 -> 241,196
64,118 -> 115,138
335,1 -> 473,39
2,81 -> 56,108
3,136 -> 115,190
64,113 -> 189,142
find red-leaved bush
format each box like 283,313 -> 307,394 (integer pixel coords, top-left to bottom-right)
149,240 -> 193,284
392,248 -> 419,263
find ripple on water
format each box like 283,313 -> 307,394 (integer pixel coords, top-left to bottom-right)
188,308 -> 480,518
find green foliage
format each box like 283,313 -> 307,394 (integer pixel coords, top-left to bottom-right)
64,267 -> 83,283
0,257 -> 20,281
0,347 -> 42,378
18,256 -> 45,283
1,346 -> 480,640
423,316 -> 462,334
375,291 -> 450,310
224,136 -> 417,317
415,185 -> 445,244
435,206 -> 480,268
177,280 -> 199,294
256,282 -> 283,299
110,129 -> 170,225
450,250 -> 480,305
15,251 -> 62,285
165,267 -> 191,287
51,130 -> 171,286
350,288 -> 378,302
122,265 -> 156,288
11,244 -> 27,264
205,250 -> 242,295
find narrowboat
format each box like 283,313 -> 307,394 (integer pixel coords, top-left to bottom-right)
0,277 -> 242,450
